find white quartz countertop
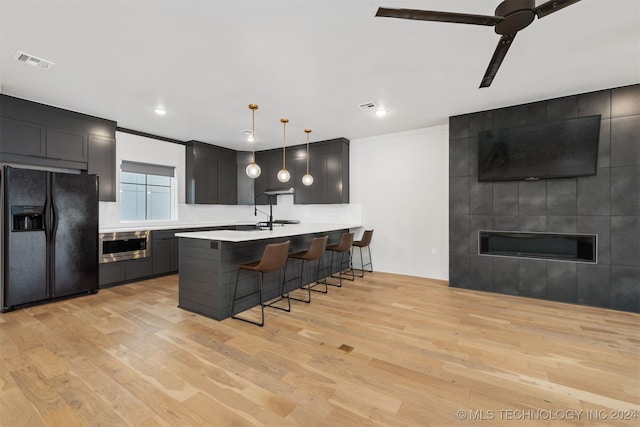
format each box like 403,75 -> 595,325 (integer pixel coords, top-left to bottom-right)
175,223 -> 361,242
99,221 -> 259,234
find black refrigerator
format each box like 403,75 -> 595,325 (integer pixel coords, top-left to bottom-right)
1,166 -> 99,311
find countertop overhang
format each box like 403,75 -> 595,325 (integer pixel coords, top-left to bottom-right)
175,223 -> 361,242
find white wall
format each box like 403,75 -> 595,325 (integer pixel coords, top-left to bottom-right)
350,126 -> 449,280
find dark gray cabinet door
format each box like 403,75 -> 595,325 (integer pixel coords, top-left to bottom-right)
186,141 -> 237,205
46,127 -> 87,163
125,258 -> 152,280
99,263 -> 125,287
217,148 -> 238,205
88,133 -> 116,202
152,239 -> 172,275
324,152 -> 343,204
0,117 -> 46,157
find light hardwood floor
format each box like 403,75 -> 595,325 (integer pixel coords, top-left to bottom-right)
1,272 -> 638,426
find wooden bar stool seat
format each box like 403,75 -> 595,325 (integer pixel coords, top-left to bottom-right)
353,229 -> 374,277
230,240 -> 291,327
287,235 -> 329,302
326,232 -> 355,287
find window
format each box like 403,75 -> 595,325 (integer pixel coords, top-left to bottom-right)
120,161 -> 175,221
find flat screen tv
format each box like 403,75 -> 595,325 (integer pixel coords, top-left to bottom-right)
477,115 -> 601,182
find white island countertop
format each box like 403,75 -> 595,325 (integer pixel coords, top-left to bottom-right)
175,223 -> 361,242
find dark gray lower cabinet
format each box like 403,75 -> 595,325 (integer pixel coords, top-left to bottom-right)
99,257 -> 152,287
152,230 -> 180,275
99,227 -> 224,287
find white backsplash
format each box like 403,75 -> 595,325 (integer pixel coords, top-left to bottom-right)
99,195 -> 361,230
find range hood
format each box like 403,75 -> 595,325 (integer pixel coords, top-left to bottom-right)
263,187 -> 294,196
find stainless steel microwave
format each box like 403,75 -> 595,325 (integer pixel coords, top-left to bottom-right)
99,230 -> 150,263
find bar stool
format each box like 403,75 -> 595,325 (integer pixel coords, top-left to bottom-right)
286,235 -> 329,303
353,229 -> 374,277
230,240 -> 291,327
326,232 -> 355,287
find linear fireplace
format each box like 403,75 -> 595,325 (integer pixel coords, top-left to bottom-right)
479,231 -> 597,263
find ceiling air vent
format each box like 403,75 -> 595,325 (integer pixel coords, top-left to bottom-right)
14,51 -> 55,70
358,101 -> 377,111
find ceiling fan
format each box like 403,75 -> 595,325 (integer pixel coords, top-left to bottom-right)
375,0 -> 582,88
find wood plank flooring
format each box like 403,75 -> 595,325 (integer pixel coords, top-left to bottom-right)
1,272 -> 638,426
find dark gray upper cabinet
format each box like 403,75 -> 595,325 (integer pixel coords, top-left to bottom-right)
0,94 -> 117,201
0,117 -> 46,157
302,138 -> 349,204
46,126 -> 87,162
87,133 -> 116,202
185,140 -> 238,205
255,138 -> 349,205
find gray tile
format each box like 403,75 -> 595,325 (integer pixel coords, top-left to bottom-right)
469,136 -> 479,176
547,262 -> 577,303
449,177 -> 470,214
469,111 -> 493,134
492,107 -> 519,129
577,168 -> 610,215
547,178 -> 577,215
611,216 -> 640,267
519,259 -> 547,298
469,255 -> 493,291
449,137 -> 470,177
547,96 -> 577,121
449,254 -> 470,288
449,215 -> 470,255
470,215 -> 493,254
577,216 -> 611,265
518,216 -> 546,232
578,89 -> 611,119
611,84 -> 640,118
449,115 -> 470,139
547,216 -> 577,233
610,116 -> 640,167
493,181 -> 518,215
577,264 -> 611,308
610,266 -> 640,312
518,102 -> 547,125
519,180 -> 546,215
597,119 -> 611,168
493,215 -> 518,231
470,180 -> 493,215
611,166 -> 640,216
493,257 -> 519,295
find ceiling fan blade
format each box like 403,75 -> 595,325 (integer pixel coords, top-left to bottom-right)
534,0 -> 582,19
376,7 -> 502,26
479,34 -> 516,88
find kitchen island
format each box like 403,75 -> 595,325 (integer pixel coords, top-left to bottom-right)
175,223 -> 360,320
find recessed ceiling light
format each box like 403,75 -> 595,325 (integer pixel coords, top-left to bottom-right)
375,108 -> 388,117
154,107 -> 167,115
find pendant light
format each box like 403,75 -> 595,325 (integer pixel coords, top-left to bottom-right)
302,128 -> 314,186
276,118 -> 291,183
245,104 -> 261,179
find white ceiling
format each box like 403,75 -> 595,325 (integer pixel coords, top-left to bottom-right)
1,0 -> 638,151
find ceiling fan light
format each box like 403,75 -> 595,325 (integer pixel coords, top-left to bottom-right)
302,173 -> 314,186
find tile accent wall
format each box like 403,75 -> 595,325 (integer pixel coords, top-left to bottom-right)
449,84 -> 640,312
